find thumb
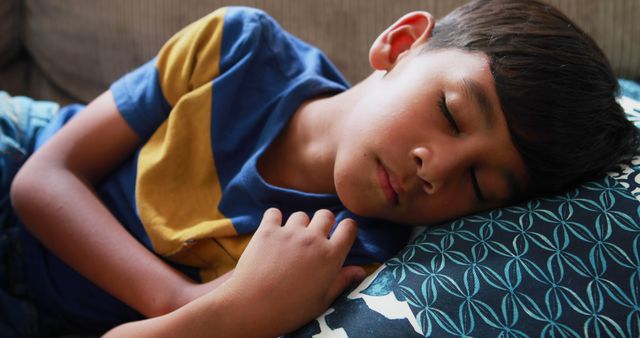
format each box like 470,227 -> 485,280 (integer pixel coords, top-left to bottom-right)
325,266 -> 367,304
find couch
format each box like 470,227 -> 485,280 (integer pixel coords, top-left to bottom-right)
1,0 -> 639,337
1,0 -> 638,104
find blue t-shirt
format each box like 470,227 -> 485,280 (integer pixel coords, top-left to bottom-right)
23,7 -> 411,332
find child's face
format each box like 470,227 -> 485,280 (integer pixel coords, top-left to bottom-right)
334,48 -> 529,226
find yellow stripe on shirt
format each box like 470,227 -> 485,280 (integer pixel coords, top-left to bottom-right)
135,8 -> 247,280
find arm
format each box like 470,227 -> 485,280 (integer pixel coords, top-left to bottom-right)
11,91 -> 228,316
103,208 -> 366,338
12,8 -> 292,318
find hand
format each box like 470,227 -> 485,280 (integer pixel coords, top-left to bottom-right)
103,208 -> 365,338
223,208 -> 366,336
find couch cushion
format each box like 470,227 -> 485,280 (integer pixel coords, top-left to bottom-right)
0,0 -> 22,67
287,80 -> 640,337
23,0 -> 640,104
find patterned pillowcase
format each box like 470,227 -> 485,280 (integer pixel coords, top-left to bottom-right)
287,80 -> 640,338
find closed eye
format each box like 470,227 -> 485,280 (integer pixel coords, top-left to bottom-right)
438,95 -> 459,134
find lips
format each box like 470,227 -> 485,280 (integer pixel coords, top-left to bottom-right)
376,161 -> 400,206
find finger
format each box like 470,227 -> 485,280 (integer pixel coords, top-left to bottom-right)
258,208 -> 282,231
308,209 -> 335,236
328,218 -> 358,256
284,211 -> 310,228
325,266 -> 367,305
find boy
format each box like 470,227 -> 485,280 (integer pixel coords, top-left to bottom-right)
2,0 -> 638,336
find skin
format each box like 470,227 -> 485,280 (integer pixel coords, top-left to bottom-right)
103,209 -> 365,338
260,11 -> 529,225
332,49 -> 529,225
10,9 -> 529,337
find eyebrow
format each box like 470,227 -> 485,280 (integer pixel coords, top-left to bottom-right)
461,78 -> 494,129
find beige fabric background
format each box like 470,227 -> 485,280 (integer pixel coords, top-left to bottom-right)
0,0 -> 638,104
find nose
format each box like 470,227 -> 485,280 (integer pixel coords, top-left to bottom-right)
411,146 -> 453,194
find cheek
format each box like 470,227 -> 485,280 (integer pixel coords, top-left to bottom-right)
333,162 -> 363,215
402,181 -> 478,225
349,90 -> 407,127
333,152 -> 377,216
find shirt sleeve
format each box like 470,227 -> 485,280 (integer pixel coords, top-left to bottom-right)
109,7 -> 291,140
109,7 -> 229,140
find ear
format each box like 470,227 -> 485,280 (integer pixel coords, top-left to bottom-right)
369,11 -> 435,71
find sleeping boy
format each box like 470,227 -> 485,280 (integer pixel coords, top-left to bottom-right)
1,0 -> 638,336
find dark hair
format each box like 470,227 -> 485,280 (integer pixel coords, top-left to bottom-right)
424,0 -> 639,197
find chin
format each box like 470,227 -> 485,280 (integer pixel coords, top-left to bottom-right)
341,195 -> 401,223
336,188 -> 372,218
334,168 -> 386,219
338,197 -> 367,217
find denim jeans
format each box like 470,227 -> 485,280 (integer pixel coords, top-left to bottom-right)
0,91 -> 58,337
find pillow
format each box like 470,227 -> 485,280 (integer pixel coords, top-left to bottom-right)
287,80 -> 640,337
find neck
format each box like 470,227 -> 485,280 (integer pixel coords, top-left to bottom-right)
258,73 -> 378,194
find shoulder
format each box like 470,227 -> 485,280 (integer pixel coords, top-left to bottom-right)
219,6 -> 285,47
165,7 -> 283,58
222,6 -> 278,27
218,6 -> 315,80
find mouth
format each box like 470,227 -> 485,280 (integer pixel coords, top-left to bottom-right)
376,160 -> 400,206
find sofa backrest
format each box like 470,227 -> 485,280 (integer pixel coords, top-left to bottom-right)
1,0 -> 639,104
